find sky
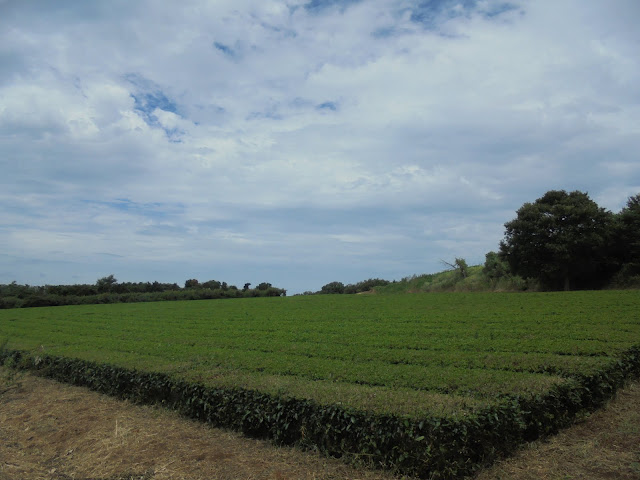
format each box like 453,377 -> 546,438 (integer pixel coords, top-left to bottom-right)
1,0 -> 639,294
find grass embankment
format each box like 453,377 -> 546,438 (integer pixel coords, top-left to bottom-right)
1,291 -> 639,478
373,265 -> 640,294
372,266 -> 528,294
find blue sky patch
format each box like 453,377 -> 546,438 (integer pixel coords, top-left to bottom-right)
131,91 -> 178,116
214,42 -> 236,58
125,73 -> 179,118
408,0 -> 475,27
316,101 -> 338,111
125,76 -> 184,140
305,0 -> 363,14
483,2 -> 521,18
408,0 -> 520,28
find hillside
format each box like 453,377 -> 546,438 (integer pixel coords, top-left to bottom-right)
372,265 -> 528,294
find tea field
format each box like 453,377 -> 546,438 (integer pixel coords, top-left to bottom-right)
1,291 -> 639,478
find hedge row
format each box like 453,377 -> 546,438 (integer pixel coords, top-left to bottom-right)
1,346 -> 639,479
0,286 -> 287,309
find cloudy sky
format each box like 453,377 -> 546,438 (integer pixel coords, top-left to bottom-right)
1,0 -> 639,293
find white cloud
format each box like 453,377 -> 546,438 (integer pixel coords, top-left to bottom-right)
1,0 -> 639,292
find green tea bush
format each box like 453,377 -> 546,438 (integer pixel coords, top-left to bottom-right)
1,345 -> 638,479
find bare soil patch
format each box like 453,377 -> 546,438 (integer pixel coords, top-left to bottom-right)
1,368 -> 638,480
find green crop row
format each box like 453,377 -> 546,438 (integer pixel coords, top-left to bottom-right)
1,291 -> 639,415
1,290 -> 639,477
1,344 -> 639,479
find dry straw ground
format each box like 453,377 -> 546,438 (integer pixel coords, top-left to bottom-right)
1,368 -> 639,480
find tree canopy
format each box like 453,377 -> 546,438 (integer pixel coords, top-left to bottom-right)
321,281 -> 345,294
615,193 -> 640,278
499,190 -> 615,290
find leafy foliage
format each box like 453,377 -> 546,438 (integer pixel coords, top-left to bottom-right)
442,258 -> 469,279
499,190 -> 615,290
0,277 -> 286,309
96,274 -> 118,292
482,251 -> 509,280
320,281 -> 345,294
316,278 -> 390,295
613,194 -> 640,282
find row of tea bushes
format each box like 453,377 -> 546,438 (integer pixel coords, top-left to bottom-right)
1,345 -> 639,479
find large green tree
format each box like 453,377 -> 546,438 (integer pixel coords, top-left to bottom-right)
615,193 -> 640,277
499,190 -> 615,290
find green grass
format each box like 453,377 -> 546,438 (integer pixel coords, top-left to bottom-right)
1,291 -> 639,417
373,265 -> 530,293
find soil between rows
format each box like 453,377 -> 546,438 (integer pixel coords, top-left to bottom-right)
1,368 -> 638,480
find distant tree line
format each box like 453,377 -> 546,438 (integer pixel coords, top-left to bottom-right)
301,278 -> 391,295
0,275 -> 286,309
314,190 -> 639,295
3,190 -> 637,307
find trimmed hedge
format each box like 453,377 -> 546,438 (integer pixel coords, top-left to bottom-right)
1,346 -> 639,479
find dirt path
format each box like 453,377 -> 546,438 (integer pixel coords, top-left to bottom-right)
475,380 -> 640,480
1,368 -> 639,480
